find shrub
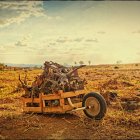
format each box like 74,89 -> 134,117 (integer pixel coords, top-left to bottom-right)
114,66 -> 119,69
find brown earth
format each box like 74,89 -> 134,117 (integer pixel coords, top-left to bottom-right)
0,64 -> 140,139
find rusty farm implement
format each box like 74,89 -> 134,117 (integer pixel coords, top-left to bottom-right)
20,61 -> 107,120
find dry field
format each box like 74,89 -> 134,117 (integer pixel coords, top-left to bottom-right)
0,64 -> 140,139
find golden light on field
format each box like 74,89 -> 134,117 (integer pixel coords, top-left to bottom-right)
0,64 -> 140,139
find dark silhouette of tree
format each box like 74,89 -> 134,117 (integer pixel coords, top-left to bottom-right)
79,61 -> 84,65
115,60 -> 122,69
116,60 -> 122,64
0,63 -> 5,71
88,60 -> 91,65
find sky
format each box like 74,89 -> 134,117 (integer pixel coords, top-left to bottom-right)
0,1 -> 140,65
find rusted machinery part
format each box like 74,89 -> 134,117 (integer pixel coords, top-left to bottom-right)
67,98 -> 76,108
67,97 -> 92,112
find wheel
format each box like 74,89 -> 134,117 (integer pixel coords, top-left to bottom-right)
82,92 -> 107,120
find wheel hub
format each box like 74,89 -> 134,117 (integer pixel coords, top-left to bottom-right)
85,97 -> 101,116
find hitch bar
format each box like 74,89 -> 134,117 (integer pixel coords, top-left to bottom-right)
67,98 -> 92,112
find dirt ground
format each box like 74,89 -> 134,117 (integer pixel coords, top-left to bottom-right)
0,105 -> 139,139
0,64 -> 140,139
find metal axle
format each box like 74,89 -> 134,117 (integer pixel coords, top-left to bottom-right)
67,97 -> 92,112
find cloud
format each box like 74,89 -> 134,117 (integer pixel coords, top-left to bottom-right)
97,31 -> 106,34
0,46 -> 6,53
15,41 -> 27,47
15,35 -> 31,47
49,42 -> 56,46
0,43 -> 18,55
55,36 -> 84,44
132,30 -> 140,34
0,1 -> 45,28
136,52 -> 140,55
56,39 -> 67,43
41,37 -> 99,50
73,37 -> 83,42
85,38 -> 98,43
47,16 -> 62,20
55,36 -> 95,44
56,37 -> 71,43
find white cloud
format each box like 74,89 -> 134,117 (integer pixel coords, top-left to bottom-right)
15,41 -> 27,47
97,31 -> 106,34
85,38 -> 98,43
52,36 -> 98,44
132,30 -> 140,34
56,37 -> 69,43
0,1 -> 45,28
15,34 -> 32,47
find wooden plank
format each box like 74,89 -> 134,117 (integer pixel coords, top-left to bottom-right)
42,94 -> 61,100
23,107 -> 42,112
63,102 -> 82,111
21,98 -> 26,107
22,98 -> 40,103
21,90 -> 87,113
60,99 -> 64,108
43,106 -> 63,113
21,97 -> 28,107
41,89 -> 86,100
58,90 -> 63,95
39,93 -> 43,113
61,90 -> 85,98
42,99 -> 46,108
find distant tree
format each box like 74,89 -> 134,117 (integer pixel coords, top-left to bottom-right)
116,60 -> 122,64
0,63 -> 4,66
74,61 -> 77,65
88,60 -> 91,65
79,61 -> 84,65
0,63 -> 5,71
34,65 -> 38,69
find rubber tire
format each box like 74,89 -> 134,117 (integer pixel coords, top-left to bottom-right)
82,92 -> 107,120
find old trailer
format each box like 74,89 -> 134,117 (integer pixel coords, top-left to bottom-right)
22,89 -> 107,120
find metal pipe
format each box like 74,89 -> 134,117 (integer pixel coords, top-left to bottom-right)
67,98 -> 92,112
71,107 -> 86,111
67,98 -> 76,108
71,106 -> 91,112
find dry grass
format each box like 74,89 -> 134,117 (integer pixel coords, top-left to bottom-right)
0,64 -> 140,139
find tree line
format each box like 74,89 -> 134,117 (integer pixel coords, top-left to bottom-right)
74,60 -> 91,66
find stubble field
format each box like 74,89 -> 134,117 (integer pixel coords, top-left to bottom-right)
0,64 -> 140,139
